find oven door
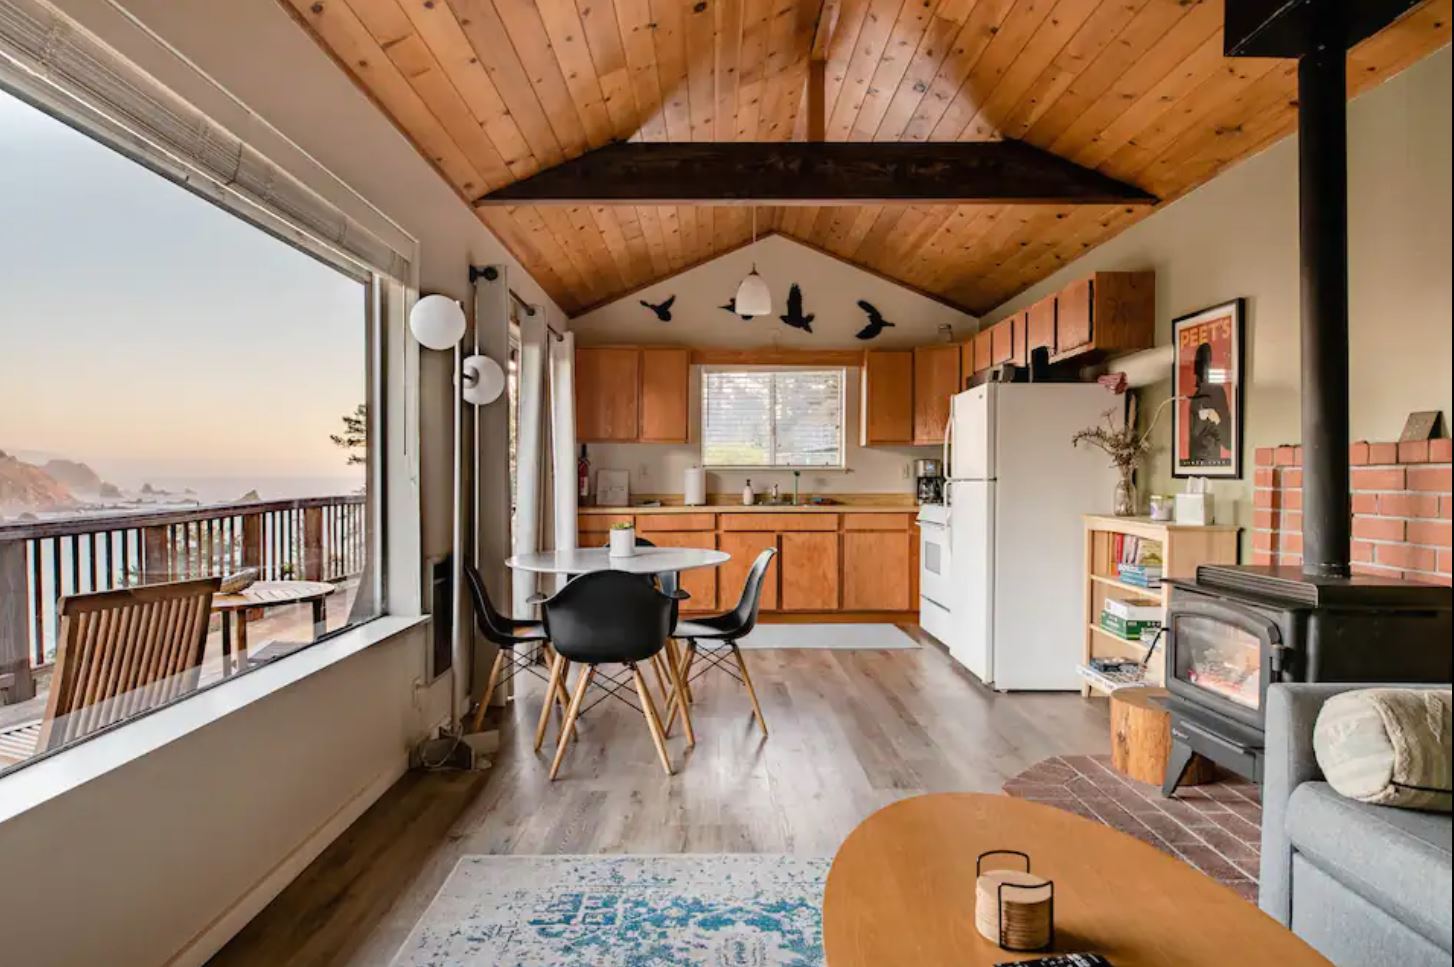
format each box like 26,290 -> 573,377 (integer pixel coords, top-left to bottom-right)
919,518 -> 952,611
1166,594 -> 1282,730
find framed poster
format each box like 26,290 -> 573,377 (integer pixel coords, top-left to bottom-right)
1171,299 -> 1244,479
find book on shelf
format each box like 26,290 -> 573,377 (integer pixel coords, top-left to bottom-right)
1099,611 -> 1161,641
1102,598 -> 1162,622
1116,562 -> 1163,588
1112,534 -> 1164,567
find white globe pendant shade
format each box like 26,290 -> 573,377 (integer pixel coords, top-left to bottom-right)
734,267 -> 772,317
461,354 -> 506,406
409,294 -> 467,350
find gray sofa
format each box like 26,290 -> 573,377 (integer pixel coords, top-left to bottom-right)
1261,683 -> 1452,966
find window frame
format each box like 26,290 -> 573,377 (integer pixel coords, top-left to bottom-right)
699,365 -> 848,471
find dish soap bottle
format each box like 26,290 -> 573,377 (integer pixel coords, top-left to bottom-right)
742,479 -> 755,506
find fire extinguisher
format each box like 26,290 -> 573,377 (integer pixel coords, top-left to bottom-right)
578,444 -> 590,502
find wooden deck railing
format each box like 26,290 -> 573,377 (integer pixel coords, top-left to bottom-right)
0,496 -> 367,703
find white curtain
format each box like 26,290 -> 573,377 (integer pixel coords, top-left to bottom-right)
511,311 -> 548,618
550,332 -> 578,590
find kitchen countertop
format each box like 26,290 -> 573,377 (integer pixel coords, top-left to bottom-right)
579,503 -> 921,515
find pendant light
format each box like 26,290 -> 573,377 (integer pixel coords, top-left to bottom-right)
734,207 -> 772,317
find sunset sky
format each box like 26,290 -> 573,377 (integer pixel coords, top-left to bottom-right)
0,87 -> 366,498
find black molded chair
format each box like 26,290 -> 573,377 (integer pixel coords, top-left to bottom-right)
535,570 -> 693,778
669,548 -> 775,737
597,536 -> 690,736
464,564 -> 565,735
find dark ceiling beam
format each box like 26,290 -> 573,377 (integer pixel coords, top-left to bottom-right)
1224,0 -> 1420,56
471,140 -> 1157,207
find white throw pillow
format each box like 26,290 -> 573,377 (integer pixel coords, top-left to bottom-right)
1314,688 -> 1452,812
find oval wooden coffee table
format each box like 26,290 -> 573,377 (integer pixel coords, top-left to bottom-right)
824,793 -> 1329,966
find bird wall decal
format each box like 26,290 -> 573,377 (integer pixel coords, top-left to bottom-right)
718,297 -> 754,321
640,294 -> 676,321
854,300 -> 896,340
779,284 -> 814,333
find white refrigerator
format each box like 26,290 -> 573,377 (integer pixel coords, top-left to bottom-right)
941,382 -> 1120,690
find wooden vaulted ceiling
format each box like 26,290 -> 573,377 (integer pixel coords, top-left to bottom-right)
284,0 -> 1451,315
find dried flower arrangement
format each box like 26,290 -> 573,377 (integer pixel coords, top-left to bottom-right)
1073,394 -> 1179,516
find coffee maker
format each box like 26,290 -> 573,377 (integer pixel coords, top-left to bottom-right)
915,458 -> 944,504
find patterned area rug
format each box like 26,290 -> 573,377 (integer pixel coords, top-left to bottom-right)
393,854 -> 828,966
1004,754 -> 1262,901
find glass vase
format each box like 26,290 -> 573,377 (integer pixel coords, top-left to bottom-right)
1113,468 -> 1138,517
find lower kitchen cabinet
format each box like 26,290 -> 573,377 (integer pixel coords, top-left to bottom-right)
779,532 -> 840,611
718,531 -> 780,610
843,530 -> 913,611
647,530 -> 719,611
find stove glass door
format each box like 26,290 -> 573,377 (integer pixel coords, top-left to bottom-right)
1172,614 -> 1263,709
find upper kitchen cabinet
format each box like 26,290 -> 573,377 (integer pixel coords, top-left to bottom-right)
1026,294 -> 1057,357
1050,271 -> 1155,362
576,347 -> 640,442
639,348 -> 690,443
912,345 -> 962,445
860,350 -> 915,446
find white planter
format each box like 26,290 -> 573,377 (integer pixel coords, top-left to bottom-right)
609,527 -> 637,557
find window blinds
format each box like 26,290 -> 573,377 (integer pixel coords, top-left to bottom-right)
701,370 -> 844,468
0,0 -> 411,282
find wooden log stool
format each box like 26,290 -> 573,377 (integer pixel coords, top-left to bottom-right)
1109,687 -> 1217,787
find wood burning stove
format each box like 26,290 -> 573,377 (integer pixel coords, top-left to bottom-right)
1160,565 -> 1452,795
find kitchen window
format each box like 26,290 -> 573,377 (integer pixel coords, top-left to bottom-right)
701,369 -> 845,469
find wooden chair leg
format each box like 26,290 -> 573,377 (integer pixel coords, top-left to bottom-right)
469,648 -> 507,734
534,652 -> 566,753
549,665 -> 595,780
731,642 -> 769,737
631,663 -> 674,776
664,643 -> 696,749
665,640 -> 700,735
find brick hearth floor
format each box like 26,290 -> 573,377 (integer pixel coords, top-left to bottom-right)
1004,754 -> 1261,901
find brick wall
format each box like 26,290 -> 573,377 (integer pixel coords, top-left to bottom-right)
1252,439 -> 1452,585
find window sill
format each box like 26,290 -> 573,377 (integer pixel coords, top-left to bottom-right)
0,614 -> 428,826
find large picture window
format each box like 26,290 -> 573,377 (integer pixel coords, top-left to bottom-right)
701,369 -> 845,469
0,85 -> 381,776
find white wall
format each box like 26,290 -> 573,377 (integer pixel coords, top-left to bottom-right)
978,47 -> 1453,541
572,234 -> 976,497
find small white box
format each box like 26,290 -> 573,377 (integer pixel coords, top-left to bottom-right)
1174,492 -> 1214,525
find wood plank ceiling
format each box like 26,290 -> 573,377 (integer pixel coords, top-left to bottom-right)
284,0 -> 1451,315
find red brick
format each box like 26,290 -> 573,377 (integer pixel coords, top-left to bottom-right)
1353,562 -> 1404,579
1294,446 -> 1304,463
1255,447 -> 1276,467
1442,497 -> 1454,519
1349,442 -> 1371,465
1408,520 -> 1453,547
1254,468 -> 1275,487
1253,531 -> 1275,552
1368,442 -> 1399,464
1430,438 -> 1452,462
1398,440 -> 1430,463
1275,446 -> 1299,466
1441,549 -> 1452,574
1253,510 -> 1275,529
1283,489 -> 1303,510
1280,469 -> 1303,489
1253,489 -> 1278,509
1352,517 -> 1405,541
1282,532 -> 1303,553
1376,544 -> 1438,572
1351,540 -> 1376,563
1352,468 -> 1406,491
1377,493 -> 1440,518
1409,466 -> 1452,493
1280,511 -> 1302,532
1252,550 -> 1273,566
1277,553 -> 1304,566
1351,493 -> 1379,514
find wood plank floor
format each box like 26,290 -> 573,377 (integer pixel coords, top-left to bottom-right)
212,631 -> 1109,966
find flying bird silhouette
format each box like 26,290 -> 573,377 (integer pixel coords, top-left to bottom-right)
640,294 -> 676,321
719,298 -> 754,321
854,300 -> 896,340
779,284 -> 814,333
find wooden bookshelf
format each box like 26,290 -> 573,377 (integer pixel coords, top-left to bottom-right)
1080,515 -> 1240,696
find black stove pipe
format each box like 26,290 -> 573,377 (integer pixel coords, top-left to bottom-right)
1297,11 -> 1352,579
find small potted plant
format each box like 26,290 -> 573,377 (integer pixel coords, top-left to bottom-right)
608,520 -> 638,557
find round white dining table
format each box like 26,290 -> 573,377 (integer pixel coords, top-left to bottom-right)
506,546 -> 730,575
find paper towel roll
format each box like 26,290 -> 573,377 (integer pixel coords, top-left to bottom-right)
684,466 -> 706,506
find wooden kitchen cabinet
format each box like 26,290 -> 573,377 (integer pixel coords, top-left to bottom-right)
843,530 -> 913,611
718,531 -> 779,610
1051,271 -> 1155,362
860,350 -> 914,445
1026,294 -> 1057,356
639,348 -> 689,443
990,319 -> 1016,366
972,331 -> 993,374
912,345 -> 962,444
576,347 -> 640,442
779,532 -> 840,611
647,530 -> 719,611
